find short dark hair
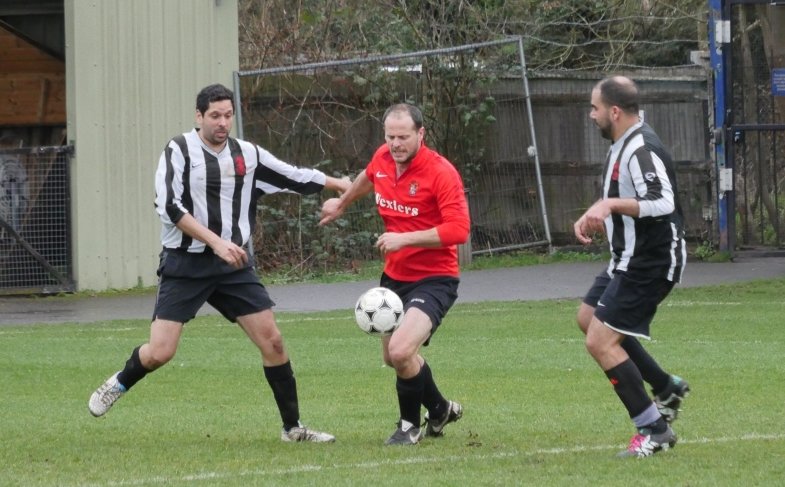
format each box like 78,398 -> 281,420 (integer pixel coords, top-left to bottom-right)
596,76 -> 639,115
196,84 -> 234,114
382,103 -> 423,130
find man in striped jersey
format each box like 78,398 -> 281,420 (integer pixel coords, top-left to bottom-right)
88,84 -> 349,443
573,76 -> 689,458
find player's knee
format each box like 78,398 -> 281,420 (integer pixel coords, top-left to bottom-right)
266,334 -> 285,356
144,345 -> 176,369
584,333 -> 609,359
386,344 -> 413,369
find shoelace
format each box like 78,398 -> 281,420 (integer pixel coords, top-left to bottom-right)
98,384 -> 123,405
288,427 -> 329,441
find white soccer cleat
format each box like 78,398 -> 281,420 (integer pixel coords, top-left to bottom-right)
88,372 -> 126,417
280,422 -> 336,443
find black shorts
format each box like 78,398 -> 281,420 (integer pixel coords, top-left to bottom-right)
582,270 -> 674,339
153,249 -> 274,324
379,273 -> 459,344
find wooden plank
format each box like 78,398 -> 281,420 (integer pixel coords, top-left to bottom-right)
0,26 -> 64,74
0,74 -> 65,126
0,59 -> 64,73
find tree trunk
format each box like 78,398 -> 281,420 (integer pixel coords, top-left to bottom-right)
757,5 -> 785,124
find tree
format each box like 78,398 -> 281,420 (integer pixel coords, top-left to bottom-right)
235,0 -> 710,274
735,4 -> 785,246
239,0 -> 706,73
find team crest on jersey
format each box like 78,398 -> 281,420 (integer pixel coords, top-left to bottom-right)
233,155 -> 246,176
611,160 -> 620,181
409,181 -> 419,196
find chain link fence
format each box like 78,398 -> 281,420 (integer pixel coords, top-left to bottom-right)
235,38 -> 551,279
0,146 -> 74,294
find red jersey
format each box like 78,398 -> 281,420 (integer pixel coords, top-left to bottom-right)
366,143 -> 470,281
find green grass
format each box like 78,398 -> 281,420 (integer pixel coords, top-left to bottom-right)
2,279 -> 784,486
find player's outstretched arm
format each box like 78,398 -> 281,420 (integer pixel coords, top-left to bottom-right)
319,170 -> 373,225
323,175 -> 351,194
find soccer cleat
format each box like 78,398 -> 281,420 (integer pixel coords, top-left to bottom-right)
88,372 -> 126,417
423,400 -> 463,437
654,375 -> 690,423
385,420 -> 423,445
281,422 -> 336,443
617,425 -> 677,458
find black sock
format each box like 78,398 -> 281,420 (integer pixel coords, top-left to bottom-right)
116,346 -> 150,390
645,416 -> 668,434
264,361 -> 300,430
420,361 -> 447,419
621,337 -> 670,394
396,369 -> 425,427
604,359 -> 653,419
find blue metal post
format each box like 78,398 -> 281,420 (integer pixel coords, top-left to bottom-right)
709,0 -> 733,253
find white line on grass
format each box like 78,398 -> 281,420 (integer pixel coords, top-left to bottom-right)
74,432 -> 785,487
665,301 -> 742,306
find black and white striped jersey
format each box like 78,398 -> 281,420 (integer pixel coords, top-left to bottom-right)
602,122 -> 686,282
154,128 -> 327,252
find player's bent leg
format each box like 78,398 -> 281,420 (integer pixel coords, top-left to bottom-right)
141,319 -> 184,369
239,311 -> 335,443
386,308 -> 432,376
584,317 -> 628,368
237,309 -> 288,365
88,319 -> 183,417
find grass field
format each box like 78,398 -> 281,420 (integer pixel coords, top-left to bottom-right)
2,278 -> 784,486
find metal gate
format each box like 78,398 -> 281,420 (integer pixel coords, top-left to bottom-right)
714,1 -> 785,250
0,146 -> 74,294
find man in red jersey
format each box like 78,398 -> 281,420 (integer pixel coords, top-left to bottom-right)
320,103 -> 470,445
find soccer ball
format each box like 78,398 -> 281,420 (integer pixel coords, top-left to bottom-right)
354,287 -> 404,336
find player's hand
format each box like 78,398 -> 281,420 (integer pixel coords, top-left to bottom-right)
375,232 -> 406,255
573,216 -> 593,245
574,200 -> 609,245
212,240 -> 248,269
319,198 -> 343,226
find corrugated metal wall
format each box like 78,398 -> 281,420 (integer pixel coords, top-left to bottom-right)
65,0 -> 239,291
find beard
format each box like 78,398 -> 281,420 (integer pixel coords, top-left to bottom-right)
595,120 -> 613,140
391,147 -> 417,165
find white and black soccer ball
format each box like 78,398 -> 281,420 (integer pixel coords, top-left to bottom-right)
354,287 -> 404,336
